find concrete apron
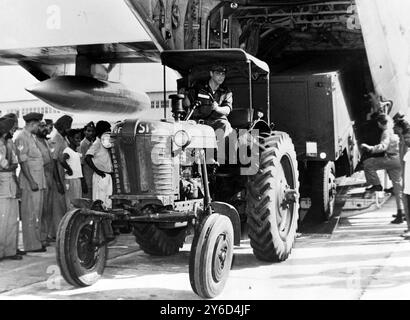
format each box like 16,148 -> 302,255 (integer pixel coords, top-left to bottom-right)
1,196 -> 410,299
0,233 -> 139,296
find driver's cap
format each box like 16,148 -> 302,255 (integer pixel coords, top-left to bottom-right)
210,64 -> 227,73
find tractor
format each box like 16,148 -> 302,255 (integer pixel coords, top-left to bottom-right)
56,49 -> 300,299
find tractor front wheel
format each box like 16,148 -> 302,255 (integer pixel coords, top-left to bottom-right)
189,214 -> 234,299
56,209 -> 108,287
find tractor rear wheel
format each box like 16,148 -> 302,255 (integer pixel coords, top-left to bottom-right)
133,224 -> 187,256
246,131 -> 299,262
56,209 -> 108,287
189,214 -> 234,299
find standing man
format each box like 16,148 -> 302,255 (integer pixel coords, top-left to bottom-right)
3,114 -> 21,193
49,115 -> 72,234
0,117 -> 22,261
36,120 -> 54,245
85,121 -> 113,208
2,113 -> 25,256
15,112 -> 46,253
45,119 -> 54,138
62,129 -> 84,209
361,113 -> 404,222
80,122 -> 96,199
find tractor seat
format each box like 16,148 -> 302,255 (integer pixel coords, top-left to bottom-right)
228,108 -> 253,128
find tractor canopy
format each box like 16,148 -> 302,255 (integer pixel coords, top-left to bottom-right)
160,49 -> 270,76
161,49 -> 271,124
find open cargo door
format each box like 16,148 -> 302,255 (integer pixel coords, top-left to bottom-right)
356,0 -> 410,116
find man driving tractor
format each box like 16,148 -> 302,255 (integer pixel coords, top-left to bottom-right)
183,63 -> 234,163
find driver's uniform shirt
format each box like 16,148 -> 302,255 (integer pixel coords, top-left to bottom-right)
187,81 -> 234,164
187,81 -> 233,123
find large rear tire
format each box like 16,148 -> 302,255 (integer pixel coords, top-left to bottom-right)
56,209 -> 108,287
133,224 -> 187,256
310,161 -> 337,221
189,214 -> 234,299
246,131 -> 299,262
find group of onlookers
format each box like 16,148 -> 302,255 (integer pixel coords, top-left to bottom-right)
0,112 -> 113,261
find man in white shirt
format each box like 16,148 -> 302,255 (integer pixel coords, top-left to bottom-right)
85,121 -> 113,208
62,129 -> 83,209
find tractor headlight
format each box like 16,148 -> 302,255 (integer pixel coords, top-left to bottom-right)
101,132 -> 113,148
174,130 -> 191,148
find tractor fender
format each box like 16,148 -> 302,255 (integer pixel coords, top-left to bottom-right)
70,198 -> 94,209
210,201 -> 241,246
249,119 -> 271,135
70,198 -> 106,212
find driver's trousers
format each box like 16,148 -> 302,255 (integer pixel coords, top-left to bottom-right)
363,154 -> 404,211
205,118 -> 234,164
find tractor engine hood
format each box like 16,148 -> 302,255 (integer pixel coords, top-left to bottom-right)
163,120 -> 217,150
110,119 -> 217,204
112,119 -> 217,150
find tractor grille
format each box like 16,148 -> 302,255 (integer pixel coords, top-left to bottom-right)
111,120 -> 175,197
111,142 -> 129,194
150,135 -> 174,194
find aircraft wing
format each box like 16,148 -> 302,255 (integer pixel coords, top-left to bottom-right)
0,0 -> 170,115
0,0 -> 165,80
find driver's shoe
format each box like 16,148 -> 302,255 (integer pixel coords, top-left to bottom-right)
391,210 -> 404,224
366,185 -> 383,192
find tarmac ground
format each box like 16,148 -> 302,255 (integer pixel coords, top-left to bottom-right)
1,195 -> 409,300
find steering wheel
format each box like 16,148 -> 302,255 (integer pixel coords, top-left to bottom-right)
192,89 -> 215,119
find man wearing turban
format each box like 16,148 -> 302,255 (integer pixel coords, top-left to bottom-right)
2,113 -> 25,255
80,121 -> 96,199
0,117 -> 22,260
49,115 -> 73,233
